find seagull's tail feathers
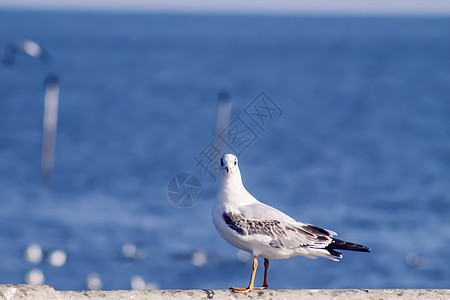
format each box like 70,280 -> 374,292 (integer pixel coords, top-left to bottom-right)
325,238 -> 370,257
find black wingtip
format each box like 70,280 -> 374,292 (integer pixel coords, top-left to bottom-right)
327,248 -> 343,257
326,238 -> 370,255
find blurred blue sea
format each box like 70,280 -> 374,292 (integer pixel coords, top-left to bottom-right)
0,10 -> 450,290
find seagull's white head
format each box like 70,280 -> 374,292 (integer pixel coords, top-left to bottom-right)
220,154 -> 239,175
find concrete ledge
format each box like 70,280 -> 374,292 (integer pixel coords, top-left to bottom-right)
1,285 -> 449,300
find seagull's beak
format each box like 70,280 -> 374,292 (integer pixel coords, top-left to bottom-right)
226,166 -> 231,173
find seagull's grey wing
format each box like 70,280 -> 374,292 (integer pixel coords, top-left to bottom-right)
229,203 -> 336,249
238,202 -> 297,223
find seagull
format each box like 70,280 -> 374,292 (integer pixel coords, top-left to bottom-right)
212,154 -> 370,293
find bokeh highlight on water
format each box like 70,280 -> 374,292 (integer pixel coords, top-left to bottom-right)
0,10 -> 449,290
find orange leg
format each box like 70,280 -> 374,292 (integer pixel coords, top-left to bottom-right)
230,255 -> 258,293
255,258 -> 269,289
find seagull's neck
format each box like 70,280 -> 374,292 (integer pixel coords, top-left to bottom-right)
218,168 -> 258,207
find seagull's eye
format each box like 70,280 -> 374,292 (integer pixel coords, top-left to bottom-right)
220,159 -> 224,167
234,161 -> 237,166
